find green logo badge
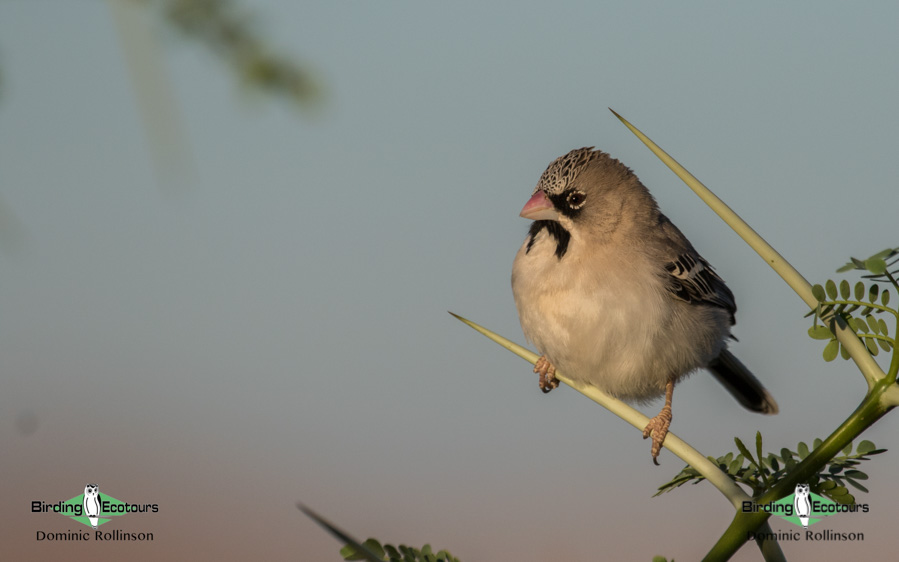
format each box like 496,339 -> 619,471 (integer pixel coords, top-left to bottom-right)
742,483 -> 869,528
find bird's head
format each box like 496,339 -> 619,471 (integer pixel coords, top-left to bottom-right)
520,147 -> 657,239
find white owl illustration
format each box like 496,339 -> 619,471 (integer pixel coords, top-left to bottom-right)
83,484 -> 101,529
794,483 -> 811,528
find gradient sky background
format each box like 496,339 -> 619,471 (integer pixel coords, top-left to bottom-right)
2,2 -> 898,560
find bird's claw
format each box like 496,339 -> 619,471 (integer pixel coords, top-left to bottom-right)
534,356 -> 559,393
642,405 -> 672,465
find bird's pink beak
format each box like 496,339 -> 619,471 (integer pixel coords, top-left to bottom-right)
520,190 -> 559,221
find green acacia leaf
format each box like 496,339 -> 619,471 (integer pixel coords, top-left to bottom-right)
871,248 -> 899,260
865,338 -> 878,356
855,282 -> 865,300
866,316 -> 880,334
854,318 -> 869,333
809,325 -> 834,339
865,258 -> 887,275
812,284 -> 826,302
878,338 -> 891,351
856,440 -> 875,454
728,457 -> 743,475
843,441 -> 853,456
797,442 -> 809,459
844,469 -> 868,480
839,279 -> 850,299
878,319 -> 889,335
869,284 -> 880,303
846,478 -> 869,493
831,487 -> 853,504
826,280 -> 838,299
400,545 -> 416,561
882,289 -> 891,306
814,438 -> 823,449
756,432 -> 764,467
734,437 -> 753,465
364,540 -> 386,560
781,448 -> 793,462
819,480 -> 837,490
823,340 -> 840,361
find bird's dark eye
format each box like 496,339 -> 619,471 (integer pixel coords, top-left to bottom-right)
566,190 -> 587,209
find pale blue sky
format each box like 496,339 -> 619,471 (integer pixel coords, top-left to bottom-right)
1,2 -> 898,560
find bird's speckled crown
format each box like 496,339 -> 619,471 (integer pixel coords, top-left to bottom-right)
535,147 -> 603,195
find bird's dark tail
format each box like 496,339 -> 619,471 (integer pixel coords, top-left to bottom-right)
707,349 -> 778,414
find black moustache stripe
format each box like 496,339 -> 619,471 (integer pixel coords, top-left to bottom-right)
526,220 -> 571,259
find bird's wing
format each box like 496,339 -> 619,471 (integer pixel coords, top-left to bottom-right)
656,215 -> 736,321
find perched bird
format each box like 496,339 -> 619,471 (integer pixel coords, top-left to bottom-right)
511,147 -> 778,463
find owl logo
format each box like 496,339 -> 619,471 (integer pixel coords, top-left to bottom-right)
794,483 -> 811,528
83,484 -> 101,529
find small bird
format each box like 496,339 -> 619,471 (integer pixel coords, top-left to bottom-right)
511,147 -> 778,463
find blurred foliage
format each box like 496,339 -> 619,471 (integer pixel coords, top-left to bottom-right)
341,539 -> 460,562
0,1 -> 321,109
300,504 -> 459,562
806,248 -> 899,363
157,0 -> 322,107
656,432 -> 886,505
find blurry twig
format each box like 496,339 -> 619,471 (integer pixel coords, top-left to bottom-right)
161,0 -> 323,107
108,0 -> 193,190
105,0 -> 324,189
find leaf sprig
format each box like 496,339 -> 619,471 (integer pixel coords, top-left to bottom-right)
837,247 -> 899,279
655,432 -> 886,505
807,249 -> 899,362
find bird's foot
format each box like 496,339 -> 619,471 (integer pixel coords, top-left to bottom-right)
534,356 -> 559,393
642,404 -> 672,465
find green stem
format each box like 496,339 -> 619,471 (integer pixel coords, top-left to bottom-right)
703,377 -> 894,561
817,299 -> 898,318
